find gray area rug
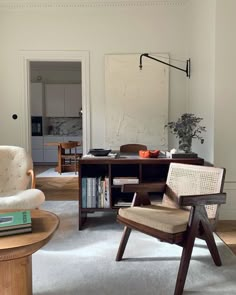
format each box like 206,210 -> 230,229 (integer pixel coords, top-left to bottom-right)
33,201 -> 236,295
36,168 -> 77,177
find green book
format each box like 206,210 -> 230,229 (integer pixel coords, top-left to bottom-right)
0,211 -> 32,231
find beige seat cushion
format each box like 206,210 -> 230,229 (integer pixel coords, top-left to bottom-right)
119,205 -> 190,234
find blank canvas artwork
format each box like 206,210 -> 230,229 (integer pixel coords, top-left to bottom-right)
105,53 -> 169,150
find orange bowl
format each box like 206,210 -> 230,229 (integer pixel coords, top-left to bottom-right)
139,150 -> 150,158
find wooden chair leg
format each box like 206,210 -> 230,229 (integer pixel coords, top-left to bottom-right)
199,213 -> 222,266
116,226 -> 132,261
174,209 -> 200,295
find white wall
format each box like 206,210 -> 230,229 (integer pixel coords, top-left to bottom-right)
214,0 -> 236,219
187,0 -> 236,219
187,0 -> 216,163
0,1 -> 188,149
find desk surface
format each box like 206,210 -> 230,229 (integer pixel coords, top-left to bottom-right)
79,155 -> 204,165
45,141 -> 81,146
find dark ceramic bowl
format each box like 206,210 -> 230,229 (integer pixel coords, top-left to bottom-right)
89,149 -> 111,156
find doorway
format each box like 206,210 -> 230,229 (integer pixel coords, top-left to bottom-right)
20,50 -> 90,155
30,61 -> 83,164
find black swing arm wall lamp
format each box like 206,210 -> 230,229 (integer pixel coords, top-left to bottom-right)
139,53 -> 191,78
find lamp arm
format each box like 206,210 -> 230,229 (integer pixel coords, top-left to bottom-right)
139,53 -> 191,78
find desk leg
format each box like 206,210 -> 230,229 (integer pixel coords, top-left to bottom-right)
0,256 -> 32,295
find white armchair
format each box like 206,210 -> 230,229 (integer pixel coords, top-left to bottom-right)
0,145 -> 45,209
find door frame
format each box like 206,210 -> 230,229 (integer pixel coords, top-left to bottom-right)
19,50 -> 91,154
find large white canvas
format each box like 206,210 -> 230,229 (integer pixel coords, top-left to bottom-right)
105,53 -> 169,150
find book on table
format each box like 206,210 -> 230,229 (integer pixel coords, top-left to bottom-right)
0,210 -> 32,237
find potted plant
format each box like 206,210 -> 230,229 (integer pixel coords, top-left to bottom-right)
165,113 -> 206,153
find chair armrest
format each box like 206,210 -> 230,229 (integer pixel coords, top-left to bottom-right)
164,185 -> 179,204
121,182 -> 166,193
178,193 -> 226,207
27,169 -> 36,188
121,182 -> 166,207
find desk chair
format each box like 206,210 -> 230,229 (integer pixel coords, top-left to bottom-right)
58,142 -> 80,174
116,163 -> 226,295
120,144 -> 147,153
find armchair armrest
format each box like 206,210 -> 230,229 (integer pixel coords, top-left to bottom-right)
27,169 -> 36,188
178,193 -> 226,207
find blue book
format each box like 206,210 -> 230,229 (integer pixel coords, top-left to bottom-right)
82,178 -> 87,208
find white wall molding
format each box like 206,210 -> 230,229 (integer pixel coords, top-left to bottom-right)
19,50 -> 90,154
0,0 -> 188,9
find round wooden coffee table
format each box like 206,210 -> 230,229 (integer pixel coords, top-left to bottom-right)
0,209 -> 59,295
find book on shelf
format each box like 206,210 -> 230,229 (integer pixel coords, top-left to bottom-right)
113,177 -> 139,185
104,177 -> 110,208
0,210 -> 32,237
82,178 -> 87,208
86,177 -> 93,208
113,201 -> 132,207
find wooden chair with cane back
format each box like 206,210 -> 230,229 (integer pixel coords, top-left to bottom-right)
115,163 -> 226,295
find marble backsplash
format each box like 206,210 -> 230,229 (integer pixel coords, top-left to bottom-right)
45,117 -> 82,136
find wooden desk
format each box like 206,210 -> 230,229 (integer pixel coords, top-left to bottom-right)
0,210 -> 59,295
78,155 -> 204,229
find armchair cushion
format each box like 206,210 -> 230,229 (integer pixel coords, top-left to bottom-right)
0,146 -> 45,209
119,205 -> 190,234
0,146 -> 33,192
0,189 -> 45,209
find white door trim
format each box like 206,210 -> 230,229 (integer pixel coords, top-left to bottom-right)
19,50 -> 91,154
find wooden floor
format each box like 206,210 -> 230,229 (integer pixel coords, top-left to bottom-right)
216,221 -> 236,255
35,165 -> 236,255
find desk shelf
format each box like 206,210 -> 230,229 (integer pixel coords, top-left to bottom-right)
78,156 -> 204,230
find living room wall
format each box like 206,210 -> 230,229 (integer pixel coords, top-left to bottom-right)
187,0 -> 236,219
0,1 -> 188,150
187,0 -> 215,164
214,0 -> 236,219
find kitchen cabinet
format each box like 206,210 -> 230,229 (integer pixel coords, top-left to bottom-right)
45,84 -> 81,117
45,85 -> 64,117
64,84 -> 82,117
31,136 -> 44,162
30,83 -> 43,116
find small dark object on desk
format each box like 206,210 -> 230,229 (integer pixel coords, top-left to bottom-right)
89,149 -> 111,156
167,152 -> 198,158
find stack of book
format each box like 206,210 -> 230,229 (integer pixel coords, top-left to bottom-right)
0,210 -> 32,237
82,177 -> 110,209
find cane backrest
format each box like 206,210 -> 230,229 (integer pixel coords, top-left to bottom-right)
162,163 -> 225,219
